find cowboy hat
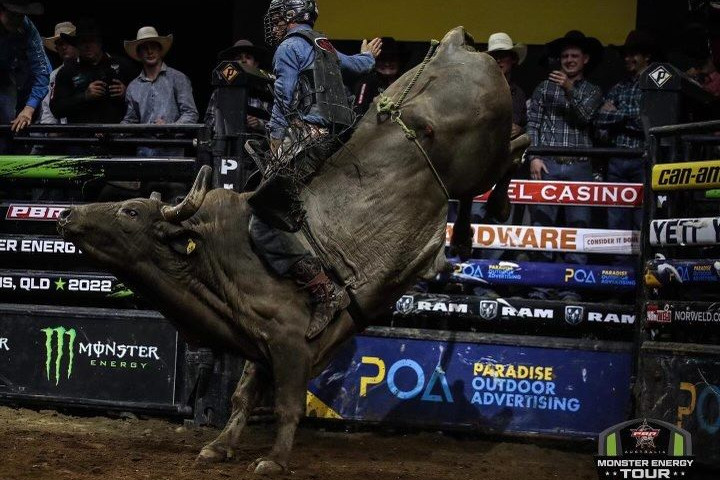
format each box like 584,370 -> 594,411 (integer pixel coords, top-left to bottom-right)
124,26 -> 173,62
218,39 -> 268,64
1,1 -> 43,15
546,30 -> 604,70
43,21 -> 76,52
485,32 -> 527,65
60,18 -> 102,45
619,30 -> 661,60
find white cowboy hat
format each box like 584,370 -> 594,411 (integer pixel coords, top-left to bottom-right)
486,32 -> 527,65
124,26 -> 173,62
43,21 -> 76,52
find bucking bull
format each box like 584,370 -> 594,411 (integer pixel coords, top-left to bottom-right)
57,27 -> 528,474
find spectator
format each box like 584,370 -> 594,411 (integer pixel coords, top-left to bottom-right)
0,1 -> 50,148
122,26 -> 198,157
38,21 -> 78,125
353,37 -> 404,116
485,32 -> 527,137
205,39 -> 271,135
596,30 -> 658,261
527,30 -> 604,302
465,33 -> 530,299
50,19 -> 136,125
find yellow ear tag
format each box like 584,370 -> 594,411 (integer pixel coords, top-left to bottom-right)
186,238 -> 196,255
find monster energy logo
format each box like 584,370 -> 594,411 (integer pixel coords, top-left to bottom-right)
41,327 -> 76,385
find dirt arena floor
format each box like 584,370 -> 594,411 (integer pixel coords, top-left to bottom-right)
0,405 -> 601,480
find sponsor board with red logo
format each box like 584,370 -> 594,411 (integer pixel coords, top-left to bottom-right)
446,223 -> 639,254
473,181 -> 643,207
646,304 -> 673,323
4,204 -> 72,221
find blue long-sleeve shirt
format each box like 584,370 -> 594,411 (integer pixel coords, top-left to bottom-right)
0,16 -> 51,110
268,24 -> 375,139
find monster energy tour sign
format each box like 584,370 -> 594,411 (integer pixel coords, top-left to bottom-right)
0,310 -> 178,405
41,326 -> 161,386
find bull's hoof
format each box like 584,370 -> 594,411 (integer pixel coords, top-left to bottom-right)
195,445 -> 229,464
248,458 -> 285,475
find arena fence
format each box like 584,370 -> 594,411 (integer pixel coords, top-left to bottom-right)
636,119 -> 720,466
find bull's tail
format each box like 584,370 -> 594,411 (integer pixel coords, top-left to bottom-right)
485,133 -> 530,222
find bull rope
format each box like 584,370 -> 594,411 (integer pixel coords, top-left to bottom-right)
376,39 -> 449,199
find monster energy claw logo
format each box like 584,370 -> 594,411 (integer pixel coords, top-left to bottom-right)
41,327 -> 76,385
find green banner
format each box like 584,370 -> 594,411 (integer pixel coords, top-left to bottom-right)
0,155 -> 99,180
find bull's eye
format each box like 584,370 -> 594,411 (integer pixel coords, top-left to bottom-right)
122,208 -> 138,217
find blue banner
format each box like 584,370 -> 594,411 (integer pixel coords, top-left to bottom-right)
308,333 -> 633,437
645,259 -> 720,287
447,259 -> 635,291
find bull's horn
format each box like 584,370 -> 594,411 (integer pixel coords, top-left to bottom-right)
150,191 -> 162,201
161,165 -> 212,223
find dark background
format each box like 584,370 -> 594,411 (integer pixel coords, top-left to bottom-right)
30,0 -> 720,114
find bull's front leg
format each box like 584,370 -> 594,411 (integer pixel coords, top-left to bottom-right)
248,339 -> 311,475
197,361 -> 267,463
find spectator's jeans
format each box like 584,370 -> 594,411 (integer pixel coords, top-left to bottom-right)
607,157 -> 644,231
0,87 -> 17,153
607,157 -> 644,266
529,159 -> 593,265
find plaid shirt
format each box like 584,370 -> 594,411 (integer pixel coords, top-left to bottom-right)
595,76 -> 644,149
527,78 -> 602,158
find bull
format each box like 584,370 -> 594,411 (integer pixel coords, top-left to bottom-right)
57,27 -> 527,474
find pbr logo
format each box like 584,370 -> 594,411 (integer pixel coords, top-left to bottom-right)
479,300 -> 498,320
564,306 -> 584,325
395,295 -> 415,314
596,418 -> 693,479
6,204 -> 70,221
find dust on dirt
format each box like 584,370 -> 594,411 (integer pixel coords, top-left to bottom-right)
0,405 -> 598,480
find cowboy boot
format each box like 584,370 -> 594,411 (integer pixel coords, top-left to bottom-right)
289,257 -> 350,339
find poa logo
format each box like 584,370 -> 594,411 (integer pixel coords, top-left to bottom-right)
41,327 -> 77,386
596,418 -> 694,479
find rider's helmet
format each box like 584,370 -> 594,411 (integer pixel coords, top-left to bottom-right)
264,0 -> 318,47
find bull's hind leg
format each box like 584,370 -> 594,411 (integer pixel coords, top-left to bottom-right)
248,339 -> 311,474
197,361 -> 268,463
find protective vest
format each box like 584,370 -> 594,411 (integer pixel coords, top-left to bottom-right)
286,29 -> 354,128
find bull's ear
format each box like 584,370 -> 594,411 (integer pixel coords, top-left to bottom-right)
153,223 -> 201,256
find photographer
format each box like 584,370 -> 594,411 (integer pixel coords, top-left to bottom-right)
50,19 -> 137,124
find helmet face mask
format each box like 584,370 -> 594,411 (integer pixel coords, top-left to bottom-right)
264,0 -> 318,46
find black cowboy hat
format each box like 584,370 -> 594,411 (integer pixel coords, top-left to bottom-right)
1,1 -> 43,15
60,18 -> 102,46
618,30 -> 662,60
218,39 -> 269,65
546,30 -> 604,69
377,36 -> 406,62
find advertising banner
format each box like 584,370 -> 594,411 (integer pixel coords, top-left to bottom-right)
649,217 -> 720,246
0,308 -> 178,405
473,181 -> 643,207
636,342 -> 720,465
652,159 -> 720,191
393,294 -> 636,335
645,258 -> 720,287
0,203 -> 76,235
446,223 -> 640,254
307,331 -> 633,437
0,270 -> 132,302
646,301 -> 720,326
449,259 -> 635,290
